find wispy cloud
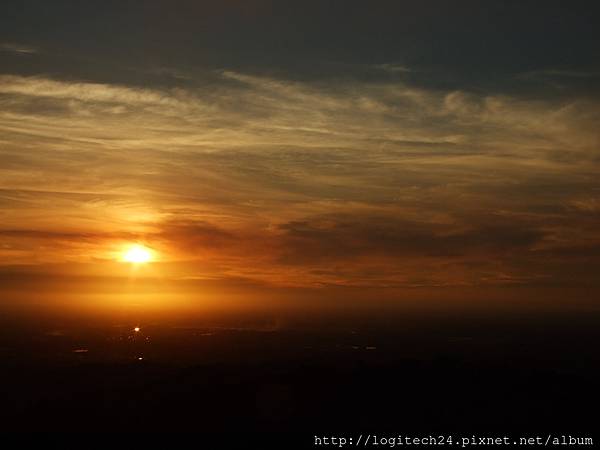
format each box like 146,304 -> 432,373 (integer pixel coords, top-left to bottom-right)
0,42 -> 38,54
374,63 -> 412,73
518,68 -> 600,79
0,71 -> 599,287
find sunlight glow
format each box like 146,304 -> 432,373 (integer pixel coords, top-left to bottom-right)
122,245 -> 153,264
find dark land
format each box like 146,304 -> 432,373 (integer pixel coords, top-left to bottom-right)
0,308 -> 598,444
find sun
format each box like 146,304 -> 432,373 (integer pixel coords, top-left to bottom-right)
122,244 -> 153,264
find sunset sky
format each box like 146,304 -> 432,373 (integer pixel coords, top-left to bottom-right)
1,1 -> 599,316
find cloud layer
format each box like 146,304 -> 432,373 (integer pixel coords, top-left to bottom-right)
1,70 -> 599,289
